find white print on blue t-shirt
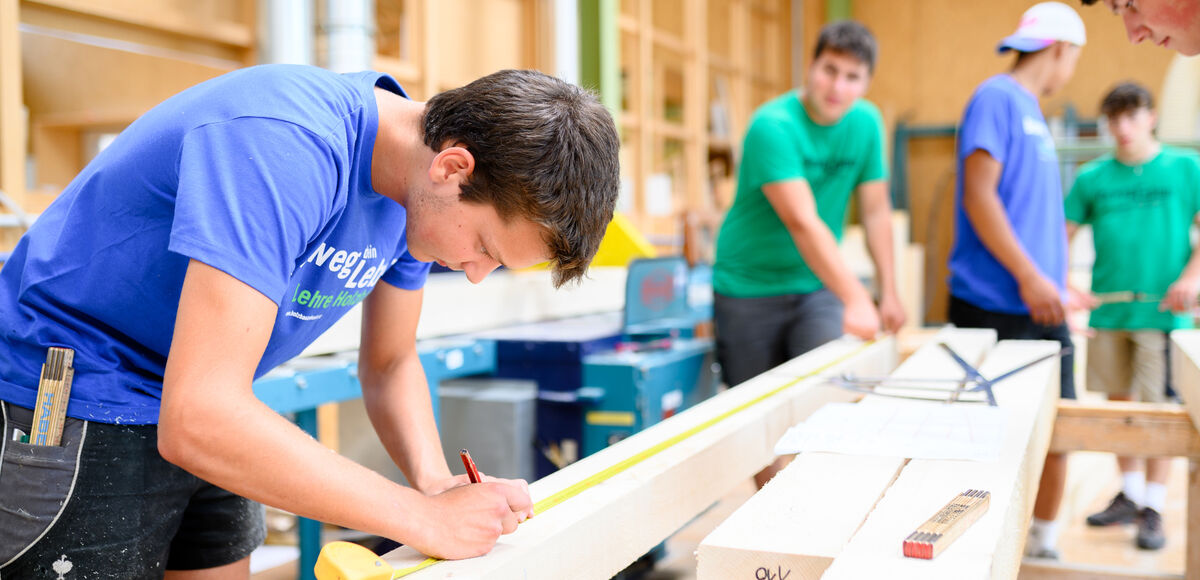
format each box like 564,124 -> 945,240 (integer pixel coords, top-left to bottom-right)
306,242 -> 393,288
1022,115 -> 1057,163
285,242 -> 402,317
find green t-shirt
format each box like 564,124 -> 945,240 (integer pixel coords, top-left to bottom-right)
713,92 -> 887,297
1064,145 -> 1200,330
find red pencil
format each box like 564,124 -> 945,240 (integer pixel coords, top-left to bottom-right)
460,449 -> 481,483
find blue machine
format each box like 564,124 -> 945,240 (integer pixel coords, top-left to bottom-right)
581,339 -> 716,454
581,257 -> 717,455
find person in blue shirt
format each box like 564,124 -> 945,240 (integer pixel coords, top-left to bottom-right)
0,65 -> 619,578
947,2 -> 1084,560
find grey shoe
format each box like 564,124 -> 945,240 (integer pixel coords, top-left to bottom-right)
1023,526 -> 1060,560
1086,492 -> 1139,526
1136,507 -> 1166,550
1024,545 -> 1060,560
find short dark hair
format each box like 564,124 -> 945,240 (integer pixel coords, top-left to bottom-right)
1101,81 -> 1155,117
423,70 -> 620,287
1079,0 -> 1100,5
813,20 -> 877,72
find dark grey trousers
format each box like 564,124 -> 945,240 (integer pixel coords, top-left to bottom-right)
713,288 -> 844,387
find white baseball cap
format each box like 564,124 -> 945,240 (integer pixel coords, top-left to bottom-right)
997,2 -> 1087,54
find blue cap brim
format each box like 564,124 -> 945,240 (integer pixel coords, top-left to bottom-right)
997,36 -> 1055,54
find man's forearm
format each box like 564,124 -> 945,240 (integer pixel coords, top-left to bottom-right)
159,386 -> 428,543
361,353 -> 453,493
861,207 -> 899,299
789,219 -> 871,305
1177,246 -> 1200,285
962,187 -> 1040,283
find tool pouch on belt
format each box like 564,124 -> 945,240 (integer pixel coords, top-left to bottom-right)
0,401 -> 85,567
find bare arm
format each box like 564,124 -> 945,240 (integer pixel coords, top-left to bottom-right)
961,150 -> 1064,325
1064,221 -> 1099,317
858,179 -> 905,333
158,260 -> 524,559
359,281 -> 533,512
1161,214 -> 1200,313
763,179 -> 878,339
359,284 -> 451,492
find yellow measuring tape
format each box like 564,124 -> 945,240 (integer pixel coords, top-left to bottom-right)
315,340 -> 876,579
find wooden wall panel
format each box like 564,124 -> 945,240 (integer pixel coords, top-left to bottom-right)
21,30 -> 236,190
23,0 -> 251,60
1,0 -> 23,200
432,0 -> 532,93
856,0 -> 1175,126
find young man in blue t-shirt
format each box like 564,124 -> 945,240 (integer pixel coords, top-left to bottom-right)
0,66 -> 619,578
947,2 -> 1084,560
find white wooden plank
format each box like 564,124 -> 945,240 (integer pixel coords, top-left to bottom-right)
695,326 -> 995,580
697,452 -> 906,580
822,339 -> 1061,580
1169,330 -> 1200,579
380,336 -> 898,580
1170,330 -> 1200,433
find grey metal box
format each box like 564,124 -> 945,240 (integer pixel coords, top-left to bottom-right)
438,378 -> 537,482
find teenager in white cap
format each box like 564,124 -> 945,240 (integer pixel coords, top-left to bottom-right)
946,2 -> 1085,559
1080,0 -> 1200,54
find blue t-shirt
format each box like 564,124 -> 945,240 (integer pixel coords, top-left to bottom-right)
948,74 -> 1067,315
0,65 -> 432,424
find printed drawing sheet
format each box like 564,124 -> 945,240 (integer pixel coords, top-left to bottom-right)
774,399 -> 1006,462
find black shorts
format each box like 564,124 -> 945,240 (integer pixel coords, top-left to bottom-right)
948,295 -> 1076,400
0,401 -> 266,579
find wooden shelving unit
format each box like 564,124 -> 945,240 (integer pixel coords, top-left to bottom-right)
0,0 -> 552,255
0,0 -> 257,253
617,0 -> 791,256
372,0 -> 552,101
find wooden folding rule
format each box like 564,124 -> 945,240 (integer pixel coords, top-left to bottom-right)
902,489 -> 990,559
30,347 -> 75,447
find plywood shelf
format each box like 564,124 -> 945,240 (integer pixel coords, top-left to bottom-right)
618,0 -> 791,258
27,0 -> 253,48
1,0 -> 552,256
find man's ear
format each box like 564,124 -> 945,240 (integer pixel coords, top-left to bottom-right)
429,144 -> 475,186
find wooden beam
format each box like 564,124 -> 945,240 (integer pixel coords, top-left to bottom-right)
0,0 -> 22,199
822,339 -> 1062,579
377,337 -> 897,579
697,452 -> 907,580
697,327 -> 995,580
1169,331 -> 1200,580
1189,459 -> 1199,580
1017,559 -> 1183,580
1049,400 -> 1200,458
1171,330 -> 1200,435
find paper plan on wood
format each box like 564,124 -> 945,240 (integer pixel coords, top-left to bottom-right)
773,400 -> 1006,462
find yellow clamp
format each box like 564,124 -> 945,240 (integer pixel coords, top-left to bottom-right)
314,541 -> 394,580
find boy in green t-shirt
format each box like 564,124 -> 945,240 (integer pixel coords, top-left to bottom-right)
712,20 -> 904,488
1065,81 -> 1200,551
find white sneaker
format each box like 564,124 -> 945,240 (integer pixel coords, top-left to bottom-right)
1023,527 -> 1060,559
